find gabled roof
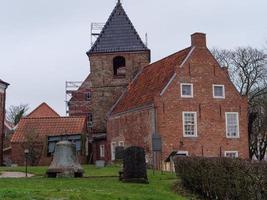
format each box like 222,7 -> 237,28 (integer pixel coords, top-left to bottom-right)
11,116 -> 86,143
88,1 -> 149,54
111,47 -> 191,114
27,103 -> 60,118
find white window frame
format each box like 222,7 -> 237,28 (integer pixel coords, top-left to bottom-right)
100,144 -> 105,158
224,151 -> 239,158
182,112 -> 198,137
225,112 -> 240,138
213,84 -> 225,99
111,142 -> 117,161
180,83 -> 193,98
119,141 -> 124,147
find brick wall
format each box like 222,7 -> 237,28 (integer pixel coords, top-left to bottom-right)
0,84 -> 7,165
11,142 -> 87,166
107,107 -> 154,162
69,51 -> 150,134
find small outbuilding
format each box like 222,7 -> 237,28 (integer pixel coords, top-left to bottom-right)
11,103 -> 88,166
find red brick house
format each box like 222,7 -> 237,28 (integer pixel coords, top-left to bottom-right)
67,1 -> 249,166
107,33 -> 249,165
0,79 -> 9,165
11,103 -> 87,166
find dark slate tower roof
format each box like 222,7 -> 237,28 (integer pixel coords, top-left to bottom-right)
87,1 -> 149,55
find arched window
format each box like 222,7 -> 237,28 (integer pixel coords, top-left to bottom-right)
113,56 -> 126,77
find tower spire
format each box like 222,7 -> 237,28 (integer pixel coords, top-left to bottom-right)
118,0 -> 121,4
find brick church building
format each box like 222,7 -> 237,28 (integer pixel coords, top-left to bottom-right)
69,1 -> 249,165
0,79 -> 9,166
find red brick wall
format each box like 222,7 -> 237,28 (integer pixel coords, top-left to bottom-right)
11,142 -> 87,166
155,45 -> 249,160
0,90 -> 6,165
107,107 -> 154,162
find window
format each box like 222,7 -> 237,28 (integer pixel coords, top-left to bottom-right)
119,141 -> 124,147
85,92 -> 91,101
225,112 -> 239,138
87,113 -> 93,128
224,151 -> 238,158
213,85 -> 225,98
111,142 -> 117,161
183,112 -> 197,137
100,144 -> 105,158
113,56 -> 126,77
47,135 -> 82,156
181,83 -> 193,98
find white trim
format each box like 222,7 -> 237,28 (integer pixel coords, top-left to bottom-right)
160,47 -> 196,96
119,141 -> 124,147
176,151 -> 189,156
182,112 -> 198,137
111,142 -> 117,161
213,84 -> 225,99
160,73 -> 176,96
224,151 -> 239,158
100,144 -> 105,158
4,121 -> 14,131
179,47 -> 195,68
225,112 -> 240,138
180,83 -> 193,98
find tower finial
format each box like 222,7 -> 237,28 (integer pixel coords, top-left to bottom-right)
118,0 -> 121,4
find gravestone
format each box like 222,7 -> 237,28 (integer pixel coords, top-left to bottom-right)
121,146 -> 148,184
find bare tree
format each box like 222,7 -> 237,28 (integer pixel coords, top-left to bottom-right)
249,95 -> 267,160
212,47 -> 267,160
22,128 -> 43,166
6,104 -> 29,125
212,47 -> 267,103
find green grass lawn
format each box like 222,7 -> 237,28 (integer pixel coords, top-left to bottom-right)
0,165 -> 189,200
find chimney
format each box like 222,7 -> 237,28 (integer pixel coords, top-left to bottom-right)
191,32 -> 206,48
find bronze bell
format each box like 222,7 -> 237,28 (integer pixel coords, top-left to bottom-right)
46,141 -> 84,178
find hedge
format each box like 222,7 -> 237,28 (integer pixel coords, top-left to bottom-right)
174,157 -> 267,200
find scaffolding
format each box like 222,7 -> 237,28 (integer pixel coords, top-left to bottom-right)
90,22 -> 105,47
65,81 -> 83,115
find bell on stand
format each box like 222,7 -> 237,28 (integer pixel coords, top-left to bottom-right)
46,141 -> 84,178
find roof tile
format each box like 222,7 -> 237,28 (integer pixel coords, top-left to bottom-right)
111,47 -> 191,114
88,2 -> 149,54
11,116 -> 86,143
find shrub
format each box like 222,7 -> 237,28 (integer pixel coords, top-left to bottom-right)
121,146 -> 148,184
174,157 -> 267,200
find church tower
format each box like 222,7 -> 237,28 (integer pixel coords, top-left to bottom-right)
69,1 -> 150,161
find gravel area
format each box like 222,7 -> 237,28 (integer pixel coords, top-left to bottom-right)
0,172 -> 34,178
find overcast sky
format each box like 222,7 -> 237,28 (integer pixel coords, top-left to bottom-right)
1,0 -> 266,115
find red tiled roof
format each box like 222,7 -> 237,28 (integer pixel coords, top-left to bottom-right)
27,102 -> 60,118
111,47 -> 191,114
11,116 -> 86,143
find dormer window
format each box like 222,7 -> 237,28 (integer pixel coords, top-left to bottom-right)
113,56 -> 126,78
